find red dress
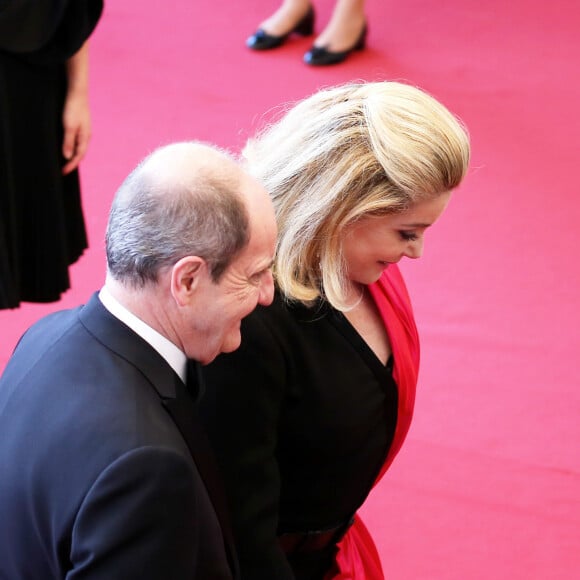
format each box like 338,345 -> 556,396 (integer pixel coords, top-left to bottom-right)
201,263 -> 419,579
328,265 -> 420,579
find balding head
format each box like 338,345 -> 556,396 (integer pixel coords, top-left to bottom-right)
106,141 -> 252,286
135,142 -> 241,194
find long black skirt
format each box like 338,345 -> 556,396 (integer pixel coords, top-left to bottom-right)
0,50 -> 88,309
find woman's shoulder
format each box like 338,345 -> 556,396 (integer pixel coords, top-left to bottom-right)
248,289 -> 331,330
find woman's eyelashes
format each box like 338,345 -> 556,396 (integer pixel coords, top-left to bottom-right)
399,230 -> 418,241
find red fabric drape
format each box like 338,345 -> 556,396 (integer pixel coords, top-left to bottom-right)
327,265 -> 420,579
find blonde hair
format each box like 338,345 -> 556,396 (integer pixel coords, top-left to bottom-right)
243,81 -> 470,310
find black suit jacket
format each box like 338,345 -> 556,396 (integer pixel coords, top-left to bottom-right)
0,293 -> 238,579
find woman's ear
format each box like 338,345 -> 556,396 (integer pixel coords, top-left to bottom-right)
170,256 -> 206,306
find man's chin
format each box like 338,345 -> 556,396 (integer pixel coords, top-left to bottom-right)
199,334 -> 242,364
220,334 -> 242,355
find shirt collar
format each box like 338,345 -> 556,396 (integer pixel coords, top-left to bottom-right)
99,286 -> 187,383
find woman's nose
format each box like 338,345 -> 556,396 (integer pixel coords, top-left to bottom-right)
405,238 -> 424,259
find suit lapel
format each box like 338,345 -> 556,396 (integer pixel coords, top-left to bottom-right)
162,367 -> 238,577
79,293 -> 239,577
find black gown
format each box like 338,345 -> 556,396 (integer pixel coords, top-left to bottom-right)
200,292 -> 399,579
0,0 -> 103,308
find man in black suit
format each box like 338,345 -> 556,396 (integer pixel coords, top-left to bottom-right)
0,141 -> 277,579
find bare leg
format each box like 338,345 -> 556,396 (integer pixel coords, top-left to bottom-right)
314,0 -> 366,51
258,0 -> 312,36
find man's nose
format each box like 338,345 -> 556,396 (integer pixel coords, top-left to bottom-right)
258,270 -> 275,306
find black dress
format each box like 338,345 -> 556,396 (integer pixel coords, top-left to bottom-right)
0,0 -> 103,308
200,292 -> 398,579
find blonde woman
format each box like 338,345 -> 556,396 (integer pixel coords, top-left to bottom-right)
200,81 -> 470,579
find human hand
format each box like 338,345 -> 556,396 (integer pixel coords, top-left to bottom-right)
61,92 -> 91,175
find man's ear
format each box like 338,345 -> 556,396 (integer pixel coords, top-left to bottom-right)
171,256 -> 206,306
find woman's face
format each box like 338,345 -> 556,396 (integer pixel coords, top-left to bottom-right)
341,192 -> 452,286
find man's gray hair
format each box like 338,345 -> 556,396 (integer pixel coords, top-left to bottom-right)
105,142 -> 250,286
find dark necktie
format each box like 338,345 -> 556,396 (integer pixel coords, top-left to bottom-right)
185,359 -> 205,403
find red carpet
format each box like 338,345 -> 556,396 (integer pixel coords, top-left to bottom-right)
1,0 -> 579,577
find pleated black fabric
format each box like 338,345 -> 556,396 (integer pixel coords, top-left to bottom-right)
0,0 -> 103,309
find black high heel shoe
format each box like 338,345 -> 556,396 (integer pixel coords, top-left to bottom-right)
303,23 -> 367,66
246,6 -> 315,50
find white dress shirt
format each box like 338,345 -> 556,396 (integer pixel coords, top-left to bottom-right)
98,286 -> 187,383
